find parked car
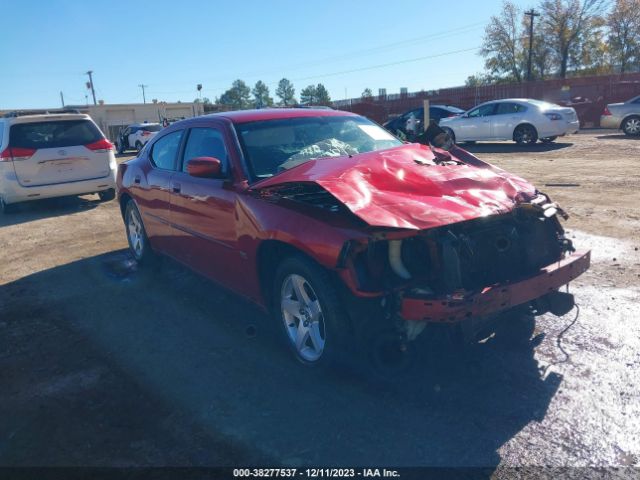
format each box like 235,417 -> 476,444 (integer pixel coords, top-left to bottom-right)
117,109 -> 590,368
116,123 -> 162,154
439,99 -> 579,145
0,112 -> 117,213
600,95 -> 640,136
383,105 -> 465,137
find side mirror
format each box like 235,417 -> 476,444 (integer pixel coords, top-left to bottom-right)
186,156 -> 223,178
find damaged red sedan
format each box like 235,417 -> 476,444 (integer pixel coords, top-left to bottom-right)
116,109 -> 590,366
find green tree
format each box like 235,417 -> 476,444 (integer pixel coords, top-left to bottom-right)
275,78 -> 296,106
252,80 -> 273,108
607,0 -> 640,73
300,84 -> 318,105
480,1 -> 526,83
219,79 -> 251,109
361,88 -> 373,100
539,0 -> 605,78
315,83 -> 331,104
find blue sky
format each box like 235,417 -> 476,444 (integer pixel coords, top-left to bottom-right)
0,0 -> 530,109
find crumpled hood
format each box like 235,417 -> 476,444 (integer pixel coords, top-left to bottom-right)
251,144 -> 536,230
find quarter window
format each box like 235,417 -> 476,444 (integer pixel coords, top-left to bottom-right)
182,128 -> 228,173
150,130 -> 184,170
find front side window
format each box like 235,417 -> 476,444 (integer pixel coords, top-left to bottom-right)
235,115 -> 402,181
182,128 -> 228,173
150,130 -> 184,170
9,120 -> 103,149
468,104 -> 496,118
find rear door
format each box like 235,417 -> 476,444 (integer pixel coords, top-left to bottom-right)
491,102 -> 527,139
9,118 -> 112,187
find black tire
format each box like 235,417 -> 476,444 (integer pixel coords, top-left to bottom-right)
124,200 -> 156,265
0,197 -> 17,214
273,255 -> 351,367
98,188 -> 116,202
622,115 -> 640,136
513,124 -> 538,145
116,142 -> 125,154
441,127 -> 456,144
540,136 -> 557,143
135,141 -> 143,153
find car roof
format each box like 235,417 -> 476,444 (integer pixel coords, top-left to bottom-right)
129,122 -> 160,127
209,108 -> 357,124
7,113 -> 91,124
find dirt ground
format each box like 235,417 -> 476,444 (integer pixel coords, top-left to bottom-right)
0,131 -> 639,471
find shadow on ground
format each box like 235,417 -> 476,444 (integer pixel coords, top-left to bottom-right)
595,134 -> 639,140
0,250 -> 562,468
0,195 -> 103,228
462,142 -> 573,154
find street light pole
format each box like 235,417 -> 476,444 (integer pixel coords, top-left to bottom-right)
86,70 -> 97,105
139,84 -> 148,104
525,9 -> 540,82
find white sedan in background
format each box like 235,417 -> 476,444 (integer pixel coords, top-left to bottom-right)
439,98 -> 579,145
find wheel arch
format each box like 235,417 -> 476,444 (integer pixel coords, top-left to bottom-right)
620,113 -> 640,130
513,122 -> 538,141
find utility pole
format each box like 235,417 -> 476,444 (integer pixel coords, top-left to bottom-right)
139,84 -> 148,104
60,91 -> 65,108
86,70 -> 97,105
525,9 -> 540,82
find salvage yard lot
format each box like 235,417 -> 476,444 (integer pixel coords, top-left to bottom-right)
1,131 -> 639,468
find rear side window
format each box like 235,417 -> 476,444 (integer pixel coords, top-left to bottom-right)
9,120 -> 103,149
495,102 -> 527,114
150,130 -> 184,170
182,128 -> 228,173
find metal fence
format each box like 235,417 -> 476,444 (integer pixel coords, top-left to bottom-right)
334,72 -> 640,127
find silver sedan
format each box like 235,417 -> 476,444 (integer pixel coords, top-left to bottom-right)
600,95 -> 640,136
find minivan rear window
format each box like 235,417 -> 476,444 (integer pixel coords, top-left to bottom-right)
9,120 -> 103,149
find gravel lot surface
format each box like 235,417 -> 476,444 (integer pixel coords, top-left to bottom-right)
1,131 -> 638,471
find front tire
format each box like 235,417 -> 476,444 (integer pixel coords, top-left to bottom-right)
622,116 -> 640,136
513,124 -> 538,145
124,200 -> 155,265
273,255 -> 350,366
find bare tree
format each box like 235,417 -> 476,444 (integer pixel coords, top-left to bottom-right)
607,0 -> 640,73
480,1 -> 526,82
539,0 -> 605,78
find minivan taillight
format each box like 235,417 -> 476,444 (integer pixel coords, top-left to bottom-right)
0,147 -> 36,161
85,139 -> 114,152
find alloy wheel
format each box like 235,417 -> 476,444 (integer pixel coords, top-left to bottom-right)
280,274 -> 326,362
127,207 -> 145,259
624,117 -> 640,135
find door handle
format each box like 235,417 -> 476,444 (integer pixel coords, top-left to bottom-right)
134,175 -> 141,184
172,183 -> 181,193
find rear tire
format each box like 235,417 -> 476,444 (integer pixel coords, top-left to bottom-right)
124,200 -> 156,265
513,124 -> 538,145
98,189 -> 116,202
273,255 -> 351,367
622,116 -> 640,136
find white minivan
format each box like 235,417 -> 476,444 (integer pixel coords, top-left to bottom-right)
0,113 -> 117,213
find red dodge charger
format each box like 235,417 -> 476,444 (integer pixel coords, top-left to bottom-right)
117,108 -> 590,367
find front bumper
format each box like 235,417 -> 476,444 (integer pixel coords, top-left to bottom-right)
400,250 -> 590,323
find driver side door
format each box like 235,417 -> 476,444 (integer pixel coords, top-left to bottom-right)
169,125 -> 245,290
457,103 -> 496,141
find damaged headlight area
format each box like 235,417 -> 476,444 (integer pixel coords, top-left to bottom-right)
350,200 -> 573,295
